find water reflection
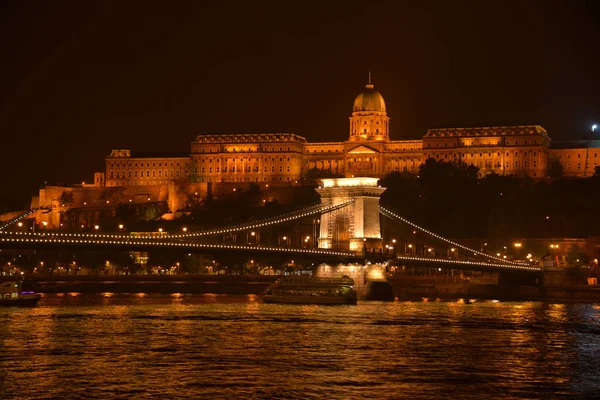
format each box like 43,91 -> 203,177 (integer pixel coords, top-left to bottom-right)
1,296 -> 598,398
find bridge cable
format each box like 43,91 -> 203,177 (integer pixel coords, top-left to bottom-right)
379,206 -> 522,266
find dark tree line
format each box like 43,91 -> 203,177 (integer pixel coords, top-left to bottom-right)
379,159 -> 600,241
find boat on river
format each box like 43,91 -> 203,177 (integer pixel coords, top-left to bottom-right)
0,281 -> 41,306
263,276 -> 357,305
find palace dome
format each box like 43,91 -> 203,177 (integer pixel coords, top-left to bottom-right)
353,82 -> 386,113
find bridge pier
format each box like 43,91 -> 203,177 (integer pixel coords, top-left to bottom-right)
316,262 -> 393,300
316,177 -> 385,254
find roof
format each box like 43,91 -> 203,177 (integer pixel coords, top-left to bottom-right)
353,83 -> 386,113
425,125 -> 547,137
193,133 -> 307,144
106,150 -> 190,158
550,140 -> 600,150
131,152 -> 190,158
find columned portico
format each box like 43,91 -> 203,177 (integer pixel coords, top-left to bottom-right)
316,177 -> 385,254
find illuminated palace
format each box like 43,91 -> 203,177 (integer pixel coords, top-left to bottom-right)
102,78 -> 600,190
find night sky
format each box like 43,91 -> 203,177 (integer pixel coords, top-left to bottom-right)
1,1 -> 599,209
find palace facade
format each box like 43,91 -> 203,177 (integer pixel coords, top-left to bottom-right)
102,79 -> 600,189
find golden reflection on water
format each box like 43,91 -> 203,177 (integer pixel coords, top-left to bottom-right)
1,296 -> 596,398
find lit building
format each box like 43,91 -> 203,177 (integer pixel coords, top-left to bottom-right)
99,78 -> 597,188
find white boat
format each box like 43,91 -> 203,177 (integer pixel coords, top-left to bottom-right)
0,281 -> 41,306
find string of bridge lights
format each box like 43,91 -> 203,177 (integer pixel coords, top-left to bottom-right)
0,209 -> 38,231
0,235 -> 355,257
171,199 -> 356,238
0,230 -> 158,241
379,206 -> 521,266
395,256 -> 541,271
0,200 -> 354,243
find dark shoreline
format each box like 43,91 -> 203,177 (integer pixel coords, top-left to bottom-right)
3,275 -> 600,303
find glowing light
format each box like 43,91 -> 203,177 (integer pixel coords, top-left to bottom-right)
158,228 -> 163,232
118,224 -> 124,229
514,243 -> 522,248
17,222 -> 23,227
321,177 -> 379,188
593,124 -> 597,132
251,231 -> 256,236
182,227 -> 187,232
94,225 -> 99,230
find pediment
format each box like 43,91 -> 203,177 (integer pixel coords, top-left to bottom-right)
347,145 -> 379,154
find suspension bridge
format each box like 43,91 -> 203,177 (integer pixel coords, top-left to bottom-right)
0,177 -> 541,273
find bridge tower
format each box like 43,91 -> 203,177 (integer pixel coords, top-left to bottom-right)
316,177 -> 385,254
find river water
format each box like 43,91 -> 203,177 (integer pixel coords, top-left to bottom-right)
1,294 -> 600,399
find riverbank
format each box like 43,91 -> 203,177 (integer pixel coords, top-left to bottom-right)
3,275 -> 599,303
12,275 -> 278,295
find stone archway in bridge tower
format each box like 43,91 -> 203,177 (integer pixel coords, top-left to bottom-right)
330,208 -> 354,251
316,177 -> 385,254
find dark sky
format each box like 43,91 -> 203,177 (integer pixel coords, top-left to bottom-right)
1,0 -> 599,208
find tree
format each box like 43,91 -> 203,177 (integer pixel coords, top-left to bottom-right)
304,167 -> 343,184
58,191 -> 74,207
565,244 -> 590,267
547,156 -> 564,178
